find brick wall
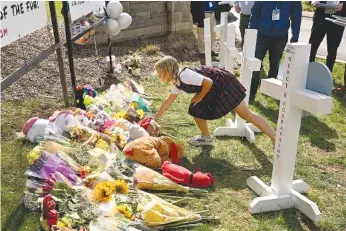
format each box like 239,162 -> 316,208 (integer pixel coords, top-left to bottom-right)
91,1 -> 193,44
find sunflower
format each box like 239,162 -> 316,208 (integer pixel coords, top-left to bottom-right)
114,180 -> 129,194
115,204 -> 135,220
94,181 -> 116,203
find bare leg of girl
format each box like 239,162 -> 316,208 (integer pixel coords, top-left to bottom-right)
193,117 -> 210,137
234,101 -> 276,142
188,117 -> 213,146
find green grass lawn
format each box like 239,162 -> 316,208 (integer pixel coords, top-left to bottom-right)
1,57 -> 345,230
302,2 -> 315,12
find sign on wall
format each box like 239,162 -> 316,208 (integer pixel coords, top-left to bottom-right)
0,1 -> 48,48
68,1 -> 104,21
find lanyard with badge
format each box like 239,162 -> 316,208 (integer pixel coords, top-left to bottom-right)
272,2 -> 280,21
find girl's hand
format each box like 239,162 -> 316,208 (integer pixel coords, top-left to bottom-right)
191,94 -> 203,106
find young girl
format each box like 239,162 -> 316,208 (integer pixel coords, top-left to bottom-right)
154,56 -> 276,146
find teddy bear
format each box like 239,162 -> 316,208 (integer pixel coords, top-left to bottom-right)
161,161 -> 215,189
122,136 -> 184,169
138,117 -> 160,136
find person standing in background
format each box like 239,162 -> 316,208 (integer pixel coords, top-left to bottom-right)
309,1 -> 345,86
190,1 -> 219,65
234,1 -> 255,49
248,1 -> 302,104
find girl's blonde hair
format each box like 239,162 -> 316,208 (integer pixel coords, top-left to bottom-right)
154,56 -> 180,84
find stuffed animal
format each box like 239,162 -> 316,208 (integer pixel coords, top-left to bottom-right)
90,111 -> 114,132
46,111 -> 79,137
138,117 -> 160,136
128,123 -> 149,140
22,117 -> 49,143
122,136 -> 184,169
75,85 -> 97,110
87,104 -> 104,115
73,109 -> 91,127
161,161 -> 215,189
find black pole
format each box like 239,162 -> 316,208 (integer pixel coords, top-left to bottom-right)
105,1 -> 113,73
108,35 -> 113,73
49,1 -> 69,107
62,1 -> 77,105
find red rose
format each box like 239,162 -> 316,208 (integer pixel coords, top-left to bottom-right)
45,178 -> 56,187
47,209 -> 58,226
80,167 -> 90,179
42,184 -> 53,192
43,194 -> 55,219
79,227 -> 87,231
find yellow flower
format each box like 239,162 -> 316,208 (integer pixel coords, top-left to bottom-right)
114,180 -> 129,194
113,110 -> 127,119
137,203 -> 143,212
56,216 -> 72,228
95,138 -> 110,152
115,204 -> 135,220
129,102 -> 138,109
136,109 -> 144,119
94,181 -> 116,203
27,147 -> 41,164
94,180 -> 129,203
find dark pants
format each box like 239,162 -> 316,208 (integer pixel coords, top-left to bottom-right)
344,63 -> 346,87
250,34 -> 288,100
309,19 -> 345,72
239,14 -> 250,48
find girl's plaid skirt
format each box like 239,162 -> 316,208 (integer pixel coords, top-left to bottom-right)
185,66 -> 246,120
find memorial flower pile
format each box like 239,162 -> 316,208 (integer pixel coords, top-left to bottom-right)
21,78 -> 218,230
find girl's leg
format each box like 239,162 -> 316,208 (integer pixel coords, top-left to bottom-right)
193,117 -> 210,137
234,101 -> 276,142
188,117 -> 213,146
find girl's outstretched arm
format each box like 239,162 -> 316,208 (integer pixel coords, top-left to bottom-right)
155,94 -> 178,120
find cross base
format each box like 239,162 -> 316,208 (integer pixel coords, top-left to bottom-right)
247,176 -> 321,222
213,119 -> 261,143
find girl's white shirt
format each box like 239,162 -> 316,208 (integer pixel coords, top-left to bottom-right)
171,68 -> 204,95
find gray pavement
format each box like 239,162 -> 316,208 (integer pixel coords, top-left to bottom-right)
229,9 -> 346,62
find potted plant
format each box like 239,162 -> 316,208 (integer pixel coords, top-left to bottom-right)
124,52 -> 141,77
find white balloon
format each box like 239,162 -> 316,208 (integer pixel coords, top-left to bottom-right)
117,13 -> 132,30
106,1 -> 123,19
103,19 -> 121,36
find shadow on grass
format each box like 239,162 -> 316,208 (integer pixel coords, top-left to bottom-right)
254,103 -> 337,152
2,204 -> 38,231
180,142 -> 272,191
252,209 -> 320,231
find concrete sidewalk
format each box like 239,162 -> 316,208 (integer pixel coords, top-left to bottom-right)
228,9 -> 346,63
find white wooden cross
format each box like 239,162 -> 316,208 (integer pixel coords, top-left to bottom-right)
247,43 -> 333,222
213,29 -> 262,143
204,12 -> 237,69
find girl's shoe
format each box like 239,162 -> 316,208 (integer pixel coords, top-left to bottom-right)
188,135 -> 214,146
